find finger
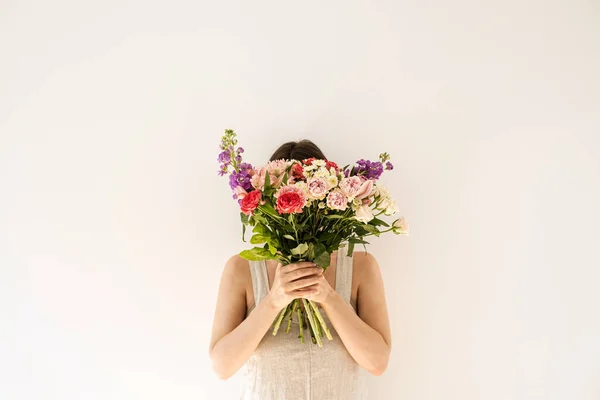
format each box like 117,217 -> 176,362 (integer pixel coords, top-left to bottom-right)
284,266 -> 323,283
281,261 -> 317,273
291,287 -> 318,296
286,274 -> 325,291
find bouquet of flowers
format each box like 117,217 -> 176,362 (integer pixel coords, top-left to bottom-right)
218,129 -> 409,347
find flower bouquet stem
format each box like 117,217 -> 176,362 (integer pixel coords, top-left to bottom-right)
272,298 -> 332,347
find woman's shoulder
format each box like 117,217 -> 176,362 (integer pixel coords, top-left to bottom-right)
221,254 -> 252,287
350,251 -> 381,280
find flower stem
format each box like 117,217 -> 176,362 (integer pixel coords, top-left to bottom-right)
286,299 -> 298,334
309,300 -> 333,340
297,305 -> 304,343
272,304 -> 288,335
302,299 -> 323,347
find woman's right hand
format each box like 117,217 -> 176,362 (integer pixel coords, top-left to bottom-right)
266,261 -> 324,310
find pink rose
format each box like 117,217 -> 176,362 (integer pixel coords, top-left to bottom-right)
339,176 -> 363,199
276,185 -> 307,214
326,190 -> 348,211
240,190 -> 262,215
307,177 -> 328,199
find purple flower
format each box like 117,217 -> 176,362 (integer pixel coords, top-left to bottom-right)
354,159 -> 384,180
238,147 -> 244,153
385,161 -> 394,170
228,162 -> 254,191
218,169 -> 227,176
235,155 -> 242,162
218,151 -> 231,164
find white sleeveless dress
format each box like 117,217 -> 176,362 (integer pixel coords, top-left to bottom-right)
241,248 -> 368,400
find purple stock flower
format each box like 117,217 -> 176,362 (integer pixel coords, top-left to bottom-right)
228,162 -> 254,191
217,150 -> 231,164
354,159 -> 384,180
385,161 -> 394,170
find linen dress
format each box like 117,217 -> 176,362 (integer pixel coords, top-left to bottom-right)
241,249 -> 368,400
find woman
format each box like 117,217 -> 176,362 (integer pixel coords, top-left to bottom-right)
209,140 -> 392,399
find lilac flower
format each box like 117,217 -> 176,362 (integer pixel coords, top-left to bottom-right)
229,162 -> 254,191
218,150 -> 231,164
385,161 -> 394,170
354,159 -> 384,180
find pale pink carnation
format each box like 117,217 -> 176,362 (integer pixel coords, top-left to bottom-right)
326,190 -> 348,211
307,177 -> 329,199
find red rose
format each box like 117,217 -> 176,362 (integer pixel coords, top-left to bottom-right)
276,186 -> 307,214
240,190 -> 262,215
325,160 -> 339,171
302,157 -> 316,166
292,163 -> 305,180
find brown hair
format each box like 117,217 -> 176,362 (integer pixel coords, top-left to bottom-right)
269,139 -> 327,161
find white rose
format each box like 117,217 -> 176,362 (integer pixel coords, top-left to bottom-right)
354,204 -> 374,223
384,199 -> 399,215
393,217 -> 410,235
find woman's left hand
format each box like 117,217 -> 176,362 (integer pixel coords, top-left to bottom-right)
298,271 -> 336,305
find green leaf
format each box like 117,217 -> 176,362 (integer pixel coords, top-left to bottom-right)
346,241 -> 355,256
369,217 -> 389,227
291,243 -> 309,255
314,242 -> 330,268
239,247 -> 274,261
283,234 -> 295,240
268,242 -> 277,255
264,170 -> 271,188
253,214 -> 268,225
324,214 -> 345,219
250,234 -> 267,244
349,237 -> 370,245
252,223 -> 269,235
362,224 -> 379,234
242,223 -> 246,242
259,203 -> 279,219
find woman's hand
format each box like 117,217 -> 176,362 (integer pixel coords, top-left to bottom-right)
299,272 -> 336,305
265,261 -> 324,309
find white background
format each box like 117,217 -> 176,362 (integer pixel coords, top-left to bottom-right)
1,1 -> 599,399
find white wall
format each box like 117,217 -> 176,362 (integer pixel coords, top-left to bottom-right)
1,1 -> 599,399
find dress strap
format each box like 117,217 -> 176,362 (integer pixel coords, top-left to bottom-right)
335,244 -> 353,304
249,260 -> 270,306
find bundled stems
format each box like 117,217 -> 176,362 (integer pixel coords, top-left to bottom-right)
302,298 -> 323,347
271,296 -> 333,346
309,301 -> 333,340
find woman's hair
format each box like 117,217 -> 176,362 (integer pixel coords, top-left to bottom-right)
269,139 -> 327,161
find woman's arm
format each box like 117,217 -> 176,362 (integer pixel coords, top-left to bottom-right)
313,252 -> 392,375
209,257 -> 323,380
208,256 -> 281,380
